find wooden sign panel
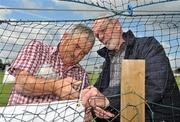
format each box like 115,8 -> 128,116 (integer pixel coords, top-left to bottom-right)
121,60 -> 145,122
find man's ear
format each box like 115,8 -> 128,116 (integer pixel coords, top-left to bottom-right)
112,19 -> 121,31
61,32 -> 69,43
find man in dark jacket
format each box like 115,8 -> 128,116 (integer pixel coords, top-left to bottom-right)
81,18 -> 180,122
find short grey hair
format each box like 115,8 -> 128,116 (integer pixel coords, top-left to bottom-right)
70,24 -> 95,45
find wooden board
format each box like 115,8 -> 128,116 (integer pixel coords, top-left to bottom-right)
120,60 -> 145,122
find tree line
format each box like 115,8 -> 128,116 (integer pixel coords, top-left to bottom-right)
0,59 -> 11,71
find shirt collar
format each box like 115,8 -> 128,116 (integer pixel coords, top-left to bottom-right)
49,45 -> 58,56
97,30 -> 135,59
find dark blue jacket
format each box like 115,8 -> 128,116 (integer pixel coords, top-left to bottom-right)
95,30 -> 180,122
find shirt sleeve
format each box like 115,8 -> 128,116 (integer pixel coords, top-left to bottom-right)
8,40 -> 43,76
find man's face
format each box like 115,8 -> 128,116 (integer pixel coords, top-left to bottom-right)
92,19 -> 122,50
59,33 -> 93,66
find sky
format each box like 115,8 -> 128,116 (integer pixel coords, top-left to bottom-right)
0,0 -> 110,20
0,0 -> 79,20
1,0 -> 179,20
0,0 -> 180,70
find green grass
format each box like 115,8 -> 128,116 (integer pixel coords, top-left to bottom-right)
176,76 -> 180,88
88,72 -> 99,85
0,72 -> 13,106
88,73 -> 180,88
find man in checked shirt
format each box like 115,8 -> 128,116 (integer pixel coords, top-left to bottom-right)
7,24 -> 95,105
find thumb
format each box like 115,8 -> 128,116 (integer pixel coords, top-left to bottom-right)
80,88 -> 91,105
72,80 -> 82,85
69,88 -> 80,99
71,80 -> 82,91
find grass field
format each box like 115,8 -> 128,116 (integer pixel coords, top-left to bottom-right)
0,71 -> 180,106
176,76 -> 180,88
0,72 -> 13,106
88,72 -> 99,85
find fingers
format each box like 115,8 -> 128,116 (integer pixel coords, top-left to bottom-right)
66,77 -> 82,89
72,80 -> 82,91
61,87 -> 80,100
70,87 -> 80,98
89,96 -> 109,108
81,88 -> 92,107
81,86 -> 109,109
64,77 -> 82,91
84,108 -> 93,122
69,81 -> 82,99
72,80 -> 82,85
81,86 -> 98,106
94,107 -> 115,119
56,77 -> 82,99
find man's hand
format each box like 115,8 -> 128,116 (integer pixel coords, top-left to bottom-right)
81,86 -> 115,119
93,106 -> 114,119
81,86 -> 109,108
84,107 -> 93,122
54,77 -> 82,100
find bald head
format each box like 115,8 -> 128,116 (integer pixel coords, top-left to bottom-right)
92,18 -> 124,50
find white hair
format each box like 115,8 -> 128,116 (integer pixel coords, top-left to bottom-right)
70,24 -> 95,45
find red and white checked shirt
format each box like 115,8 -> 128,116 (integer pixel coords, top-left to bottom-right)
8,40 -> 89,105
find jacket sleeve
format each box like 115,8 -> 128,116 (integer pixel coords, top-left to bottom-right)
143,37 -> 172,102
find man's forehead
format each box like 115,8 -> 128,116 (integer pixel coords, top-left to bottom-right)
69,35 -> 90,44
72,32 -> 89,38
96,18 -> 120,26
96,19 -> 111,24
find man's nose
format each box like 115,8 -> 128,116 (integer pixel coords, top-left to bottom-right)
98,32 -> 105,41
75,50 -> 83,57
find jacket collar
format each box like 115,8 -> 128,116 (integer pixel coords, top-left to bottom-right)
97,30 -> 135,58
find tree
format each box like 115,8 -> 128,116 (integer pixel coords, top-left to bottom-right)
0,59 -> 2,64
0,59 -> 5,71
174,68 -> 180,73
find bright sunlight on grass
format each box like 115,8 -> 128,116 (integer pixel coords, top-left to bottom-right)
176,76 -> 180,88
0,71 -> 13,106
